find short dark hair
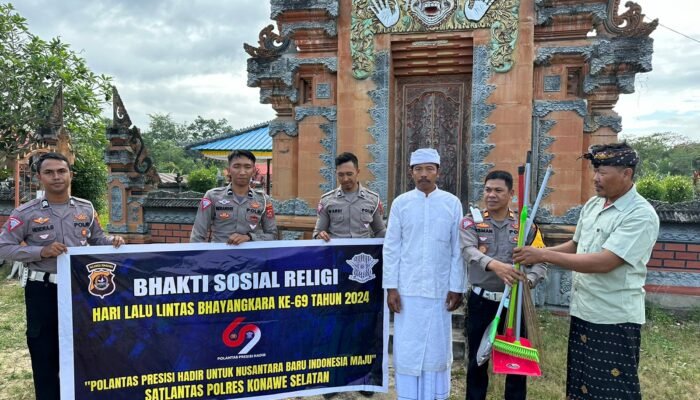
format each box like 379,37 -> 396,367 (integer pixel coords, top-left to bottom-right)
227,150 -> 256,164
36,152 -> 71,173
484,170 -> 513,191
335,152 -> 359,168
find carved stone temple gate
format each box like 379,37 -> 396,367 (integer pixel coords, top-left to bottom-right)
242,0 -> 673,305
245,0 -> 658,227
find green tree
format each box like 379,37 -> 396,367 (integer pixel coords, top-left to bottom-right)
143,114 -> 204,175
0,3 -> 112,161
71,147 -> 108,212
625,133 -> 700,177
142,114 -> 231,175
184,116 -> 234,142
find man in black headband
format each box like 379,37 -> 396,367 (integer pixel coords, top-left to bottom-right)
514,142 -> 659,400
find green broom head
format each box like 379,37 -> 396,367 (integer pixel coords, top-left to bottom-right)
493,338 -> 540,363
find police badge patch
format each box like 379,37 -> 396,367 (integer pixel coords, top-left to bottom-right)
86,262 -> 117,299
347,253 -> 379,284
7,217 -> 23,232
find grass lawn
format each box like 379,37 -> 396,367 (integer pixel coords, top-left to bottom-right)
1,261 -> 698,399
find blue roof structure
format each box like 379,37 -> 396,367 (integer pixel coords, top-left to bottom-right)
187,122 -> 272,160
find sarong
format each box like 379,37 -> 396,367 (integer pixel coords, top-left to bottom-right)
566,316 -> 642,400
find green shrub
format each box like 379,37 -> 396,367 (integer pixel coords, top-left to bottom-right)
636,175 -> 666,201
71,148 -> 108,212
662,175 -> 695,203
187,167 -> 218,193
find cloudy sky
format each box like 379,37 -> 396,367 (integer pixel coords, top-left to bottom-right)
11,0 -> 700,141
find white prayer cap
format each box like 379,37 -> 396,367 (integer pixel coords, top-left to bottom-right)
410,148 -> 440,167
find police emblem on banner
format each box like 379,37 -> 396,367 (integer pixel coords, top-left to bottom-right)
86,262 -> 117,298
347,253 -> 379,283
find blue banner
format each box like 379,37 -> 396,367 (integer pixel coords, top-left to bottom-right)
57,239 -> 388,400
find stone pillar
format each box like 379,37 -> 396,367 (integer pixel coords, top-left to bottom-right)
105,87 -> 160,244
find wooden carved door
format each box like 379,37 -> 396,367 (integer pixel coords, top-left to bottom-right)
395,75 -> 471,206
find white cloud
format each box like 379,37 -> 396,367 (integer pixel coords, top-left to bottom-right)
11,0 -> 700,141
616,0 -> 700,141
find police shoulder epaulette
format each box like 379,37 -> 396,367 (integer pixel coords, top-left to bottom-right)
253,189 -> 271,199
71,196 -> 92,205
205,186 -> 227,196
320,190 -> 336,199
363,188 -> 380,199
16,198 -> 42,212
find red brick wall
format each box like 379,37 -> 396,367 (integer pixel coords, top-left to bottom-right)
648,242 -> 700,270
150,223 -> 193,244
0,215 -> 7,227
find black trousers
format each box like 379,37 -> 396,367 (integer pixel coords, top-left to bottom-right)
466,290 -> 526,400
25,280 -> 60,400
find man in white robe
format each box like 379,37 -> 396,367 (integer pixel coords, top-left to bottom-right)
383,148 -> 465,400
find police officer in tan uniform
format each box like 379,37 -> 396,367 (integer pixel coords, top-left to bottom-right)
313,152 -> 385,241
190,150 -> 277,243
460,170 -> 546,400
313,152 -> 383,399
0,152 -> 124,400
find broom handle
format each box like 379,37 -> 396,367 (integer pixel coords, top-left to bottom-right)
524,165 -> 552,236
507,161 -> 531,332
516,277 -> 524,341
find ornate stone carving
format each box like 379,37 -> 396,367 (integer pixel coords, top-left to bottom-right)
248,57 -> 337,87
319,122 -> 337,193
110,187 -> 123,222
533,100 -> 588,118
533,118 -> 556,199
649,200 -> 700,224
351,0 -> 520,79
112,87 -> 132,130
294,106 -> 337,122
647,271 -> 700,287
281,231 -> 305,241
535,2 -> 607,25
583,73 -> 636,94
469,46 -> 496,203
543,75 -> 561,92
270,0 -> 339,19
535,206 -> 582,225
602,0 -> 658,38
656,225 -> 700,243
269,120 -> 298,137
408,0 -> 456,27
281,21 -> 338,37
260,85 -> 298,104
106,224 -> 129,233
244,25 -> 291,60
315,83 -> 331,99
144,210 -> 197,225
590,38 -> 653,75
272,198 -> 317,216
366,51 -> 390,209
542,265 -> 572,307
583,114 -> 622,133
535,45 -> 595,66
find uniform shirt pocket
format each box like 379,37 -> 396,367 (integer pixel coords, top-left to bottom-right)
29,228 -> 57,245
329,209 -> 344,223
